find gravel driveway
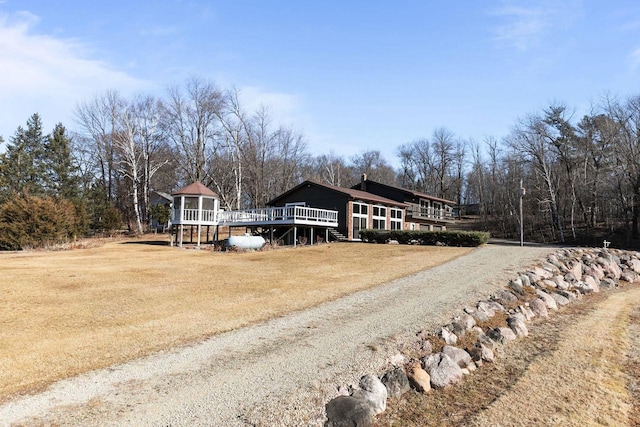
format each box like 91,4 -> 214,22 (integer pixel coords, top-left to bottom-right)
0,242 -> 556,426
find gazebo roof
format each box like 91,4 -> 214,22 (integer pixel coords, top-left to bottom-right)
172,182 -> 218,197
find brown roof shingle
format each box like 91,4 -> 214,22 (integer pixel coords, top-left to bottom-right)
268,180 -> 406,207
172,182 -> 218,197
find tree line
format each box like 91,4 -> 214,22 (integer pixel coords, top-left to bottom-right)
1,75 -> 640,248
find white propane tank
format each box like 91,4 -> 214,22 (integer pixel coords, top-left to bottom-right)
227,233 -> 266,250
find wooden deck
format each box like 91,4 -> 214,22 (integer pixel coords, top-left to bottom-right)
217,206 -> 338,228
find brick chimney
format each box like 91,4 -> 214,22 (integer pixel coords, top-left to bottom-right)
361,173 -> 367,192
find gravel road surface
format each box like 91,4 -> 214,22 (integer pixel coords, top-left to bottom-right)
0,242 -> 556,426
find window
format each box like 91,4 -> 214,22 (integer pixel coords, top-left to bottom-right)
202,197 -> 215,210
372,205 -> 386,230
390,208 -> 403,230
433,202 -> 442,219
353,203 -> 368,215
419,199 -> 430,217
184,197 -> 198,209
352,202 -> 369,239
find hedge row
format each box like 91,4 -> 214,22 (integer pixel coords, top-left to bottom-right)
0,194 -> 86,250
358,229 -> 490,247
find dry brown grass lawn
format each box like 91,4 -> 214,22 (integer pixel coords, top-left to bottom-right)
0,236 -> 471,402
375,284 -> 640,427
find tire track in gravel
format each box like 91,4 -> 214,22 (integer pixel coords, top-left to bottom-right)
0,243 -> 556,427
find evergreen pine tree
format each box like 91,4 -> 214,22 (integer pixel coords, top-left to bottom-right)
45,123 -> 81,200
0,114 -> 47,198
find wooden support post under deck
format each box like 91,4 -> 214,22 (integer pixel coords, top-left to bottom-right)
293,226 -> 297,247
197,224 -> 202,247
325,228 -> 329,243
179,224 -> 183,247
310,227 -> 314,245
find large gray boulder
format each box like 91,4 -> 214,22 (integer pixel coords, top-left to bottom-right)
569,261 -> 583,281
439,327 -> 458,345
556,289 -> 578,301
585,265 -> 605,281
423,353 -> 464,389
471,308 -> 490,323
453,313 -> 476,333
507,314 -> 529,337
582,275 -> 601,293
325,396 -> 373,427
536,289 -> 558,310
492,289 -> 519,307
620,271 -> 637,283
628,258 -> 640,274
532,266 -> 554,279
442,345 -> 472,368
485,328 -> 506,345
529,298 -> 549,318
600,277 -> 618,289
508,278 -> 525,296
518,304 -> 536,321
553,275 -> 571,290
350,375 -> 387,415
381,367 -> 410,399
477,300 -> 505,318
469,342 -> 495,363
498,327 -> 517,341
550,292 -> 570,306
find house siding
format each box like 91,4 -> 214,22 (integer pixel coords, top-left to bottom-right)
269,184 -> 350,237
353,180 -> 453,230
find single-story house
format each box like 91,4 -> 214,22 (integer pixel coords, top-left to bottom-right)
267,180 -> 407,241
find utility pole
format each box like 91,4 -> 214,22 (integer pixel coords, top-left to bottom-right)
519,179 -> 526,247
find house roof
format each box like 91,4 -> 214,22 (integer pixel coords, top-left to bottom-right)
268,180 -> 406,207
352,179 -> 455,205
152,191 -> 172,202
172,182 -> 218,197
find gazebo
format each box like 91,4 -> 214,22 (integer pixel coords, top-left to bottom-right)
170,182 -> 219,247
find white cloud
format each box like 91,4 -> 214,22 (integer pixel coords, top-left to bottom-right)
236,85 -> 308,129
0,11 -> 149,140
490,0 -> 582,51
492,5 -> 547,51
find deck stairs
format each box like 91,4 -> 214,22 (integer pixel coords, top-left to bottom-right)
328,228 -> 348,242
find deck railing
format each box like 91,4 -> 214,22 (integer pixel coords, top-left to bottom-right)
218,205 -> 338,225
175,208 -> 217,223
407,203 -> 454,221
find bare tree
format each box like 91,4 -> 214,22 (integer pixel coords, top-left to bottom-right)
349,150 -> 396,186
133,95 -> 169,223
308,152 -> 350,186
431,127 -> 455,199
112,104 -> 144,234
162,77 -> 224,185
605,95 -> 640,239
507,114 -> 564,242
75,90 -> 123,201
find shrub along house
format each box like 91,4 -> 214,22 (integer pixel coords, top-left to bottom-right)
267,180 -> 406,241
351,174 -> 455,231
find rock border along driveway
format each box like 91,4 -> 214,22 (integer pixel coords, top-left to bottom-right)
0,242 -> 555,426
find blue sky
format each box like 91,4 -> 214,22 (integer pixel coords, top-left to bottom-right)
1,1 -> 640,164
